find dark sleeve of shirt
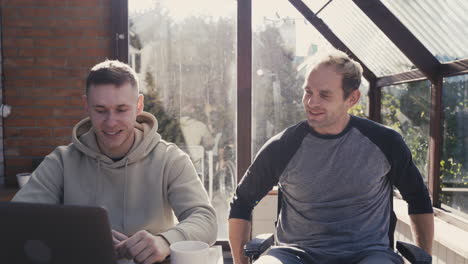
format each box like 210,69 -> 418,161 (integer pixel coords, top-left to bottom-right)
388,131 -> 433,214
352,116 -> 433,215
229,122 -> 308,220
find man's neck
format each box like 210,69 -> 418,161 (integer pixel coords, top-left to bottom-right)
99,132 -> 135,160
313,114 -> 351,135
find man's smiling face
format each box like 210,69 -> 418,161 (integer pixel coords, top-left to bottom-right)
302,64 -> 359,135
84,82 -> 143,159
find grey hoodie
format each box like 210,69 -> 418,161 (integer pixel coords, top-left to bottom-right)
13,112 -> 217,245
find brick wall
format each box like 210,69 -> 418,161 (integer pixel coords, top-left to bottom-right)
1,0 -> 113,186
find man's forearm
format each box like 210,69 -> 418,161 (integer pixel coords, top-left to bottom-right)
229,218 -> 252,264
409,213 -> 434,255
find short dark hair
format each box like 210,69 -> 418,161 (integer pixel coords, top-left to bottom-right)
86,60 -> 139,95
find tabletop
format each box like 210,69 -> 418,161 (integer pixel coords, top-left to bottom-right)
0,186 -> 17,202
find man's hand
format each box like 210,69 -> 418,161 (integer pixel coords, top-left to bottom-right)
115,230 -> 170,264
112,230 -> 129,259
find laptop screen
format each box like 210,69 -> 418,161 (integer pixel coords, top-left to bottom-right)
0,202 -> 117,264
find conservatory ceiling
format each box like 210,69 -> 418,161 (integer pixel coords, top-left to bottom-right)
294,0 -> 468,86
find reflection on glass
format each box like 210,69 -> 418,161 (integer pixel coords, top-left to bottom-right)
252,0 -> 369,155
252,0 -> 335,156
441,75 -> 468,218
381,81 -> 431,181
129,0 -> 237,239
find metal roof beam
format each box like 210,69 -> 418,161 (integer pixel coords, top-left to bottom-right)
376,70 -> 427,87
289,0 -> 377,83
440,58 -> 468,77
353,0 -> 440,82
237,0 -> 252,180
376,58 -> 468,87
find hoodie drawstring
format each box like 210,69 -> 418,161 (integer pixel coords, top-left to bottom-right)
123,158 -> 129,231
95,158 -> 102,204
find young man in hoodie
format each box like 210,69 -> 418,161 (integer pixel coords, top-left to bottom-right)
13,60 -> 217,264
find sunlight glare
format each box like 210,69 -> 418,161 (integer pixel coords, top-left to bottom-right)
165,0 -> 235,20
130,0 -> 235,19
129,0 -> 156,13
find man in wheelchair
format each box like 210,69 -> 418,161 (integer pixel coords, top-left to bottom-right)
228,50 -> 434,264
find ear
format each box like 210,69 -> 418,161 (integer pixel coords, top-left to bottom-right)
82,95 -> 89,113
137,94 -> 144,115
347,89 -> 361,107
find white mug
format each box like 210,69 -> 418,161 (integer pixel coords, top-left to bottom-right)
16,172 -> 32,188
170,241 -> 223,264
209,245 -> 223,264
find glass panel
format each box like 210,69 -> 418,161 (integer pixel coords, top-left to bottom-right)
129,0 -> 237,239
252,0 -> 369,155
315,0 -> 414,76
381,0 -> 468,62
440,75 -> 468,218
253,0 -> 329,155
302,0 -> 333,13
381,81 -> 431,182
349,78 -> 369,119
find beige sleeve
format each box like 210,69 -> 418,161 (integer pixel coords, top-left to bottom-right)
159,147 -> 217,245
12,150 -> 64,204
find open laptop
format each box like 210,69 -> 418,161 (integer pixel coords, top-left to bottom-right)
0,202 -> 117,264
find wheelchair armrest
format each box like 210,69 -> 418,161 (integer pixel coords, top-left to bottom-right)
396,241 -> 432,264
243,233 -> 275,260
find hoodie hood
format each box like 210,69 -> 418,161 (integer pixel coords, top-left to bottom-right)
72,111 -> 161,168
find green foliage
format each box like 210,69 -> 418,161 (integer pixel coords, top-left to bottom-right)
381,82 -> 429,178
349,103 -> 367,119
440,77 -> 468,187
440,158 -> 463,183
382,77 -> 467,211
143,71 -> 186,146
130,10 -> 236,150
252,24 -> 304,153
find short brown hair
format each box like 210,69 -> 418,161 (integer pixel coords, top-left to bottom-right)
86,60 -> 139,95
307,50 -> 363,99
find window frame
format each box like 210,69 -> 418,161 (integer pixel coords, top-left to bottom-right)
114,0 -> 468,232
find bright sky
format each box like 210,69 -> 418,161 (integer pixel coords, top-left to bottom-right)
128,0 -> 333,57
128,0 -> 154,13
130,0 -> 304,24
129,0 -> 235,20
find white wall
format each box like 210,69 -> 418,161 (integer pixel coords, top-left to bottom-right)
252,194 -> 277,237
394,198 -> 468,264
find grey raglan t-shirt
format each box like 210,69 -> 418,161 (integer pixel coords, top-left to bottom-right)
229,116 -> 432,256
